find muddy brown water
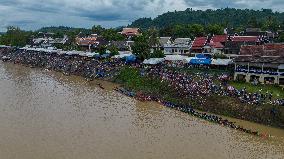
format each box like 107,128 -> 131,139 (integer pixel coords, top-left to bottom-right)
0,62 -> 284,159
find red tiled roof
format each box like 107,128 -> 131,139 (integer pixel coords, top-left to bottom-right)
209,42 -> 224,48
121,28 -> 140,36
211,35 -> 228,43
230,36 -> 260,42
76,37 -> 98,46
191,46 -> 203,50
191,37 -> 208,49
240,44 -> 284,57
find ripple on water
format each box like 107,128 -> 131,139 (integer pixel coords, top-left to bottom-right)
0,62 -> 283,159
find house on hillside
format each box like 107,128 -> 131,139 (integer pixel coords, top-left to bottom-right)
234,43 -> 284,85
32,35 -> 69,48
163,38 -> 191,55
190,37 -> 208,53
76,34 -> 109,51
244,28 -> 267,36
119,28 -> 141,39
224,36 -> 262,56
159,37 -> 172,47
204,35 -> 228,54
109,40 -> 134,51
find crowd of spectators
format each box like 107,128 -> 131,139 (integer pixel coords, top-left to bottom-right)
1,47 -> 283,107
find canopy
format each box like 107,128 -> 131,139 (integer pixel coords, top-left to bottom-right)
24,47 -> 58,54
0,45 -> 11,48
278,64 -> 284,70
125,55 -> 136,62
66,51 -> 81,56
164,55 -> 187,61
211,59 -> 233,66
183,57 -> 195,63
86,52 -> 99,58
143,58 -> 165,65
58,51 -> 67,55
196,54 -> 208,59
112,53 -> 133,59
77,52 -> 98,57
101,53 -> 110,58
190,58 -> 211,65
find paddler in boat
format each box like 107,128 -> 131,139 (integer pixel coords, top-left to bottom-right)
97,83 -> 105,89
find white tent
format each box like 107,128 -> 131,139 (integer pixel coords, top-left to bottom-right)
86,52 -> 99,57
143,58 -> 165,65
58,51 -> 67,55
164,55 -> 187,61
211,59 -> 233,66
278,64 -> 284,69
112,53 -> 133,59
66,50 -> 82,56
0,45 -> 11,48
183,57 -> 195,63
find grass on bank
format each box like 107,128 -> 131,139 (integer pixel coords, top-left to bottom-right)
115,67 -> 284,128
167,67 -> 234,76
229,81 -> 284,98
115,67 -> 198,105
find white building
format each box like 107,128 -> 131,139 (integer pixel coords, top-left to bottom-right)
162,37 -> 191,55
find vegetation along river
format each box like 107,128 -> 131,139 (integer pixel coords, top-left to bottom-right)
0,61 -> 284,159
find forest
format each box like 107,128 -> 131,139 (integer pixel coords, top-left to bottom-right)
130,8 -> 284,31
1,8 -> 284,47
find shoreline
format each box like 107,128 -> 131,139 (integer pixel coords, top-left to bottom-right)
0,48 -> 283,132
0,61 -> 277,138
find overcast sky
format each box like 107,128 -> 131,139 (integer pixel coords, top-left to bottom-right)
1,0 -> 284,32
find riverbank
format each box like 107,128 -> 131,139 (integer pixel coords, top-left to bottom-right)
114,67 -> 284,129
1,61 -> 283,159
0,47 -> 283,130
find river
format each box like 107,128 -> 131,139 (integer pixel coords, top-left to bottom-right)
0,61 -> 284,159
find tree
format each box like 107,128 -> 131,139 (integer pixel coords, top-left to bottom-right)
132,35 -> 151,60
102,28 -> 125,41
92,25 -> 105,35
108,45 -> 119,56
151,49 -> 165,58
147,27 -> 159,48
189,24 -> 205,37
247,16 -> 260,28
206,24 -> 224,35
261,16 -> 280,31
130,8 -> 284,30
213,53 -> 228,59
0,26 -> 33,47
278,33 -> 284,42
97,45 -> 107,55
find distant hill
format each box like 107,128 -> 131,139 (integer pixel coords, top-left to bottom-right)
130,8 -> 284,30
37,26 -> 92,37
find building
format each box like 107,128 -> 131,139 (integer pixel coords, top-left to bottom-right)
76,34 -> 108,51
204,35 -> 228,54
234,44 -> 284,85
159,37 -> 172,47
109,41 -> 134,51
190,37 -> 208,53
32,35 -> 69,48
244,28 -> 267,36
224,36 -> 261,56
156,37 -> 171,53
76,34 -> 98,46
120,28 -> 141,38
163,38 -> 191,55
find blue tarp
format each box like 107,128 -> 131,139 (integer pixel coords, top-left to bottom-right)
125,55 -> 136,63
101,53 -> 110,58
94,54 -> 101,58
196,54 -> 208,59
190,58 -> 211,65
